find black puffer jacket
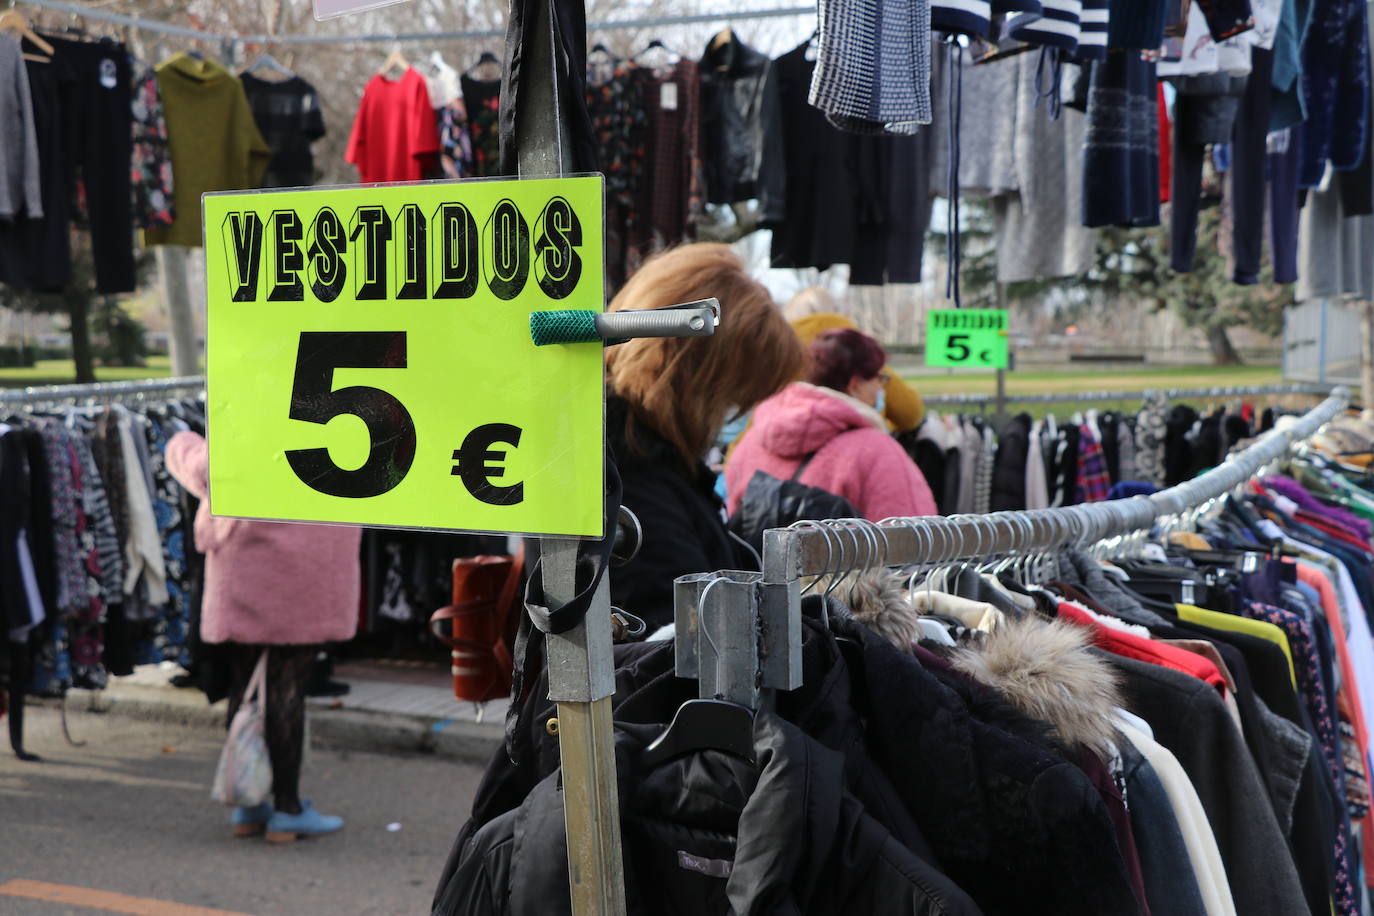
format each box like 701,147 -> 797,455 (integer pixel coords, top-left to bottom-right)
437,612 -> 1140,916
436,713 -> 983,916
608,396 -> 749,629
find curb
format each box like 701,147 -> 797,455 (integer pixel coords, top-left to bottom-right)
34,686 -> 503,765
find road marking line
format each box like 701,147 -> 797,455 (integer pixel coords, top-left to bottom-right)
0,879 -> 253,916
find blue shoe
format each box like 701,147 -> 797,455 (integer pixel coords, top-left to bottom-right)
265,801 -> 343,843
230,801 -> 273,837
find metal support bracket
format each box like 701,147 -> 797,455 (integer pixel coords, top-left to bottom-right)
672,570 -> 802,710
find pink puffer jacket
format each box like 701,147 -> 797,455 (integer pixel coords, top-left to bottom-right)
165,432 -> 360,646
725,382 -> 938,521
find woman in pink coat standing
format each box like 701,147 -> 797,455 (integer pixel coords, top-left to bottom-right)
726,328 -> 938,521
166,431 -> 359,843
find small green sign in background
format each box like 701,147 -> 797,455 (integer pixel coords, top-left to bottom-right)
925,309 -> 1010,369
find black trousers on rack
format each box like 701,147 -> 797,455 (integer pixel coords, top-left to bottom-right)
49,37 -> 135,294
224,643 -> 318,815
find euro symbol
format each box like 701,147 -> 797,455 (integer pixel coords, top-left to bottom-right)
451,423 -> 524,506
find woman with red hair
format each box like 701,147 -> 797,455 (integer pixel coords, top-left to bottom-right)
725,328 -> 938,521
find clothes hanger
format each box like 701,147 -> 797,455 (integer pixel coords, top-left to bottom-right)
642,577 -> 756,769
464,50 -> 501,81
709,26 -> 733,52
245,51 -> 294,80
0,10 -> 54,61
632,37 -> 680,66
378,44 -> 409,78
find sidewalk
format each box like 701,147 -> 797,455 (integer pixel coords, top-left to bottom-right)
40,659 -> 507,764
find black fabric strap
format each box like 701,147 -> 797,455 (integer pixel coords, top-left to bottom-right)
789,450 -> 819,483
505,455 -> 622,760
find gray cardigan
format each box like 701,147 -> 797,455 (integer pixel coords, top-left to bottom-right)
0,35 -> 42,221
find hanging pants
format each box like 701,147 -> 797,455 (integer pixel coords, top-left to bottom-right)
50,37 -> 135,294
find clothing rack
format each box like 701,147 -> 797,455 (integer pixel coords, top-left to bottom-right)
672,386 -> 1351,712
922,382 -> 1333,409
763,386 -> 1351,580
0,376 -> 205,405
14,0 -> 814,46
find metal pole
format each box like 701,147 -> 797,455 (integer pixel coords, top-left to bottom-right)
514,2 -> 627,913
993,282 -> 1007,426
1360,300 -> 1374,408
158,245 -> 201,377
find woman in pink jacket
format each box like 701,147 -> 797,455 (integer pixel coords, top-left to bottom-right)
166,431 -> 359,843
726,328 -> 938,521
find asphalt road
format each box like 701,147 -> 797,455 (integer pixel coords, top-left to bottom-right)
0,706 -> 486,915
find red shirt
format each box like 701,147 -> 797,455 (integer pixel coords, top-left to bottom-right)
1058,602 -> 1228,693
345,68 -> 440,183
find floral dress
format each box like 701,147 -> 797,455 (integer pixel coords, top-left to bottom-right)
461,75 -> 502,178
129,60 -> 175,229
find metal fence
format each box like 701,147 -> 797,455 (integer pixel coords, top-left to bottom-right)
1284,299 -> 1362,386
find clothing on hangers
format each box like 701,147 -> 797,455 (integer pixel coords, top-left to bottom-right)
346,65 -> 438,183
145,52 -> 268,248
240,71 -> 326,188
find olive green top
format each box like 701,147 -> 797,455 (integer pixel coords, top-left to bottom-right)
146,54 -> 269,248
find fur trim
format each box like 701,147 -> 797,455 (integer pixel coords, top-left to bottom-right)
819,569 -> 919,650
950,614 -> 1123,758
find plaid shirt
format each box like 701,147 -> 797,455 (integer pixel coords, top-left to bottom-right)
1075,424 -> 1112,503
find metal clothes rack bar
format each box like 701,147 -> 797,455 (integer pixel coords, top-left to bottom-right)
669,386 -> 1349,717
761,386 -> 1352,581
922,382 -> 1333,409
14,0 -> 815,45
0,375 -> 205,405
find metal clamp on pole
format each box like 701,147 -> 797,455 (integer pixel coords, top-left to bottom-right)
530,298 -> 720,346
671,570 -> 802,711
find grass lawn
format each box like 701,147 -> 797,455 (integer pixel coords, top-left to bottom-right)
0,356 -> 175,388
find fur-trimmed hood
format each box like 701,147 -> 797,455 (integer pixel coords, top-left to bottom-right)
821,570 -> 919,649
950,613 -> 1124,759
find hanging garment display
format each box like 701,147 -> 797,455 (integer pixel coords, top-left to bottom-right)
240,71 -> 327,188
767,40 -> 933,284
435,387 -> 1368,916
699,32 -> 783,212
1296,0 -> 1369,186
628,57 -> 702,266
0,37 -> 68,292
585,58 -> 645,292
345,66 -> 439,183
1084,51 -> 1162,227
49,35 -> 137,288
0,34 -> 42,222
809,0 -> 934,134
461,72 -> 501,178
129,62 -> 175,229
145,53 -> 268,248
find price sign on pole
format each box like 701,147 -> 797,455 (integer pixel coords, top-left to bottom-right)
202,176 -> 605,538
925,308 -> 1010,369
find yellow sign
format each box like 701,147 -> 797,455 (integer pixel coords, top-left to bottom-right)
203,176 -> 605,538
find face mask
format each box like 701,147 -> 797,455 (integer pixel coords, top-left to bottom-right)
716,408 -> 751,450
874,388 -> 887,416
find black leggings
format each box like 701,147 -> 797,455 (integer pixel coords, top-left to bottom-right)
225,643 -> 317,815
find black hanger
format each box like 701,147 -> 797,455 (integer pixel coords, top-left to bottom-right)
590,41 -> 614,56
641,698 -> 756,769
1120,575 -> 1213,608
464,50 -> 500,79
631,38 -> 681,67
